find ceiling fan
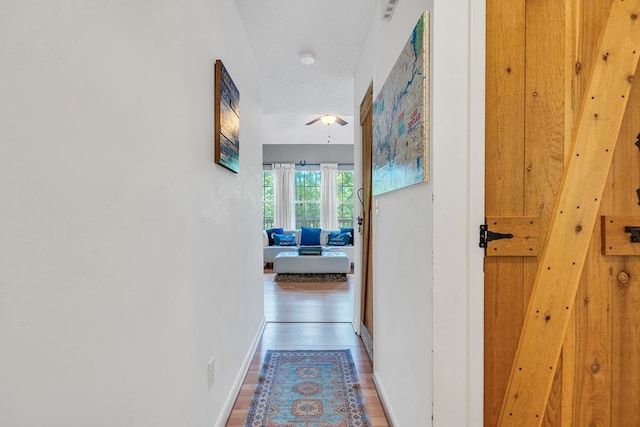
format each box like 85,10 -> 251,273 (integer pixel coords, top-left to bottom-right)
305,114 -> 348,126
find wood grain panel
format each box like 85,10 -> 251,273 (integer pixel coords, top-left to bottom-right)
574,221 -> 612,426
561,1 -> 581,422
488,1 -> 640,425
561,311 -> 577,427
523,1 -> 567,422
601,215 -> 640,255
564,0 -> 580,161
484,216 -> 541,256
484,257 -> 525,424
498,0 -> 640,423
573,1 -> 614,424
609,21 -> 640,423
611,258 -> 640,426
573,0 -> 615,426
485,1 -> 526,425
485,0 -> 525,215
575,0 -> 613,103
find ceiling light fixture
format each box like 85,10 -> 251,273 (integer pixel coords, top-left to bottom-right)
305,115 -> 348,126
300,52 -> 316,65
320,114 -> 337,125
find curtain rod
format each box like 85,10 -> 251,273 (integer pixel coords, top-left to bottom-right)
262,162 -> 354,167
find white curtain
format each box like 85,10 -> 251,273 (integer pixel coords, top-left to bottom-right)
320,163 -> 338,230
273,163 -> 295,229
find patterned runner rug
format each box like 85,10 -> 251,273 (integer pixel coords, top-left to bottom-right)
243,350 -> 371,427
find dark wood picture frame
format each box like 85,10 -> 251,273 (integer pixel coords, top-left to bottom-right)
214,59 -> 240,173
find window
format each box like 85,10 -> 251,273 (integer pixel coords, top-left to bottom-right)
337,171 -> 354,228
262,168 -> 355,230
295,171 -> 321,228
262,170 -> 274,229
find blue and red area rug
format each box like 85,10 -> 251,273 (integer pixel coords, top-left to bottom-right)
243,350 -> 371,427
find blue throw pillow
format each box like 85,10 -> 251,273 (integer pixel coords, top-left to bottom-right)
273,233 -> 297,246
327,232 -> 350,246
300,227 -> 321,246
340,227 -> 354,245
265,228 -> 284,246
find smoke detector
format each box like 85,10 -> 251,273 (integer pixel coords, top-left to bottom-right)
300,52 -> 316,65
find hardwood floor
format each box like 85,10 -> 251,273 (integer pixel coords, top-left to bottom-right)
225,271 -> 389,426
263,271 -> 354,323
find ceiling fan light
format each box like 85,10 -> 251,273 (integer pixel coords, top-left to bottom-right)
300,52 -> 316,65
320,114 -> 337,125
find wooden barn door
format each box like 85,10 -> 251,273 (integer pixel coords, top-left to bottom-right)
360,83 -> 374,357
485,0 -> 640,425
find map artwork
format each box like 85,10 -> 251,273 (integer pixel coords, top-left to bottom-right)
372,11 -> 430,195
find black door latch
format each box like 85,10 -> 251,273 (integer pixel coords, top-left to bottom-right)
625,226 -> 640,243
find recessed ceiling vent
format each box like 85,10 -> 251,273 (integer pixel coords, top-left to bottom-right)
381,0 -> 398,21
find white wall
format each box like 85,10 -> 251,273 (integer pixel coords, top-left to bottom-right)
0,1 -> 264,426
354,2 -> 435,426
354,0 -> 485,425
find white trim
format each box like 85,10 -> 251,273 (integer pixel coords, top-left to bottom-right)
216,317 -> 267,427
432,0 -> 485,424
352,91 -> 365,345
351,318 -> 361,335
467,0 -> 486,425
360,323 -> 374,362
372,372 -> 399,427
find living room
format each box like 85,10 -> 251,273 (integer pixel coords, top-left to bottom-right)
262,142 -> 355,273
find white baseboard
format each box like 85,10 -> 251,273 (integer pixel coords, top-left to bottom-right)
215,317 -> 267,427
360,323 -> 373,362
351,318 -> 360,335
372,372 -> 399,427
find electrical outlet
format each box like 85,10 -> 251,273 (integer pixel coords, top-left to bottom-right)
207,356 -> 215,390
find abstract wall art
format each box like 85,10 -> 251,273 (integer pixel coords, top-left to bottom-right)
214,59 -> 240,173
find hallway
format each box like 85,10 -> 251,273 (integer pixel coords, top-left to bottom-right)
225,274 -> 389,426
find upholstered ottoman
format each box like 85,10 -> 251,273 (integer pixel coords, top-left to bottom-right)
273,251 -> 350,274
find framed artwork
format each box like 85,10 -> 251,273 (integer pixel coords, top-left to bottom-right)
372,11 -> 430,195
214,59 -> 240,173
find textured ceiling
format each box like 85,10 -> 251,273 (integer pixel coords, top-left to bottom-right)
234,0 -> 377,116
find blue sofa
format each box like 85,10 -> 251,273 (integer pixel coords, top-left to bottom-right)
263,228 -> 355,264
